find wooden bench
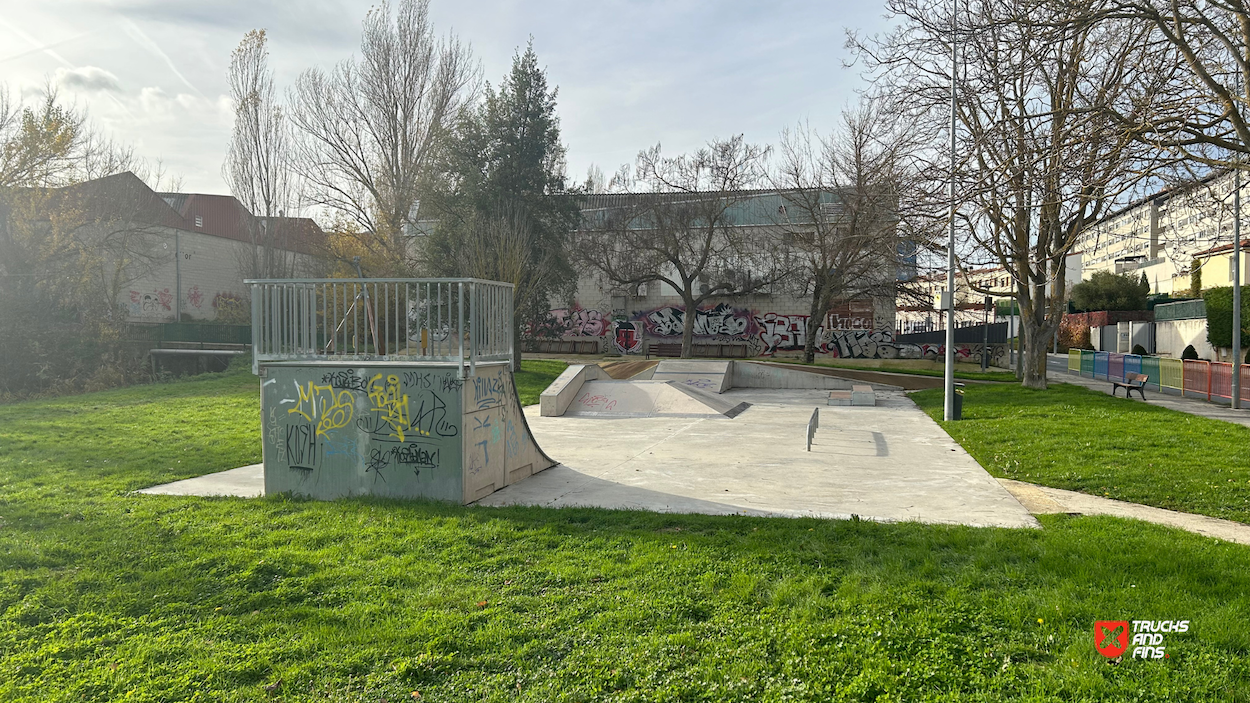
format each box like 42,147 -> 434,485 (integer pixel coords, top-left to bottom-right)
647,343 -> 684,358
1112,372 -> 1148,400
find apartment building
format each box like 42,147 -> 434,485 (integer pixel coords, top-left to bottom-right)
1078,170 -> 1247,294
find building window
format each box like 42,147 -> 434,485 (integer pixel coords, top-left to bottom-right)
194,215 -> 203,228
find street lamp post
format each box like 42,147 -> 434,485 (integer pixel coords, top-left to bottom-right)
943,0 -> 959,421
1234,158 -> 1242,409
1234,61 -> 1243,409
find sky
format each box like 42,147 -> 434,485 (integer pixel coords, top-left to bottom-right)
0,0 -> 894,203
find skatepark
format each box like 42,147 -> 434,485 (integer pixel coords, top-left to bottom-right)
477,359 -> 1038,528
142,296 -> 1039,529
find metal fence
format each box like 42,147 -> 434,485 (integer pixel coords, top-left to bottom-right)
246,278 -> 514,376
1067,349 -> 1250,403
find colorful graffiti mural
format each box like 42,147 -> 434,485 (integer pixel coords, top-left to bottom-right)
128,288 -> 174,317
826,300 -> 876,330
531,305 -> 610,339
529,297 -> 1005,364
637,303 -> 752,339
613,320 -> 642,353
755,312 -> 808,355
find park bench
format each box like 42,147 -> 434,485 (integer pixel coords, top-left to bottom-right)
647,343 -> 684,358
1112,372 -> 1148,400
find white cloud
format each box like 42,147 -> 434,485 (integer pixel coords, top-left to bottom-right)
55,65 -> 121,92
136,86 -> 232,123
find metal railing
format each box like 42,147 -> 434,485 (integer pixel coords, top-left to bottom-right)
245,278 -> 513,376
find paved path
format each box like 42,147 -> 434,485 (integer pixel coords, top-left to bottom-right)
136,464 -> 264,498
1045,356 -> 1250,430
999,478 -> 1250,545
479,388 -> 1040,529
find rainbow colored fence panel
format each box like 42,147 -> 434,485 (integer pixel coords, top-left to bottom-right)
1160,358 -> 1184,392
1184,360 -> 1211,401
1068,349 -> 1081,373
1109,354 -> 1125,382
1124,354 -> 1142,379
1211,363 -> 1233,400
1094,352 -> 1109,379
1081,350 -> 1094,376
1242,365 -> 1250,403
1140,356 -> 1160,390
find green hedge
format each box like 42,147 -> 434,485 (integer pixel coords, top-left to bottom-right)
1202,286 -> 1250,348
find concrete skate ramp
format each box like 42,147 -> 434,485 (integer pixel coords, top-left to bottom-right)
600,359 -> 659,379
733,360 -> 903,391
651,360 -> 732,393
565,380 -> 749,418
751,361 -> 933,390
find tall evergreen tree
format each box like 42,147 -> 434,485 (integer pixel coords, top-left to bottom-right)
425,41 -> 578,370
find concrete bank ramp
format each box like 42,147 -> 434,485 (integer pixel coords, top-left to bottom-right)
733,360 -> 902,391
566,380 -> 749,419
651,360 -> 732,393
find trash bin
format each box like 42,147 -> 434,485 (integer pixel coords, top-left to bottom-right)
952,382 -> 965,421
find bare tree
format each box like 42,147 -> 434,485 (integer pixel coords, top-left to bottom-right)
288,0 -> 478,272
773,101 -> 921,363
854,0 -> 1162,388
576,136 -> 792,357
1105,1 -> 1250,168
224,29 -> 297,279
451,204 -> 568,368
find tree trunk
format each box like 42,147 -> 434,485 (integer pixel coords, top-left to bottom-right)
681,287 -> 696,359
1019,292 -> 1055,389
803,282 -> 826,364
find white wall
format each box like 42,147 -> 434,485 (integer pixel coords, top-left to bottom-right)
120,226 -> 321,323
1155,318 -> 1214,359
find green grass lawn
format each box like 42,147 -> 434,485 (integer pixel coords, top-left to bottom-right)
513,359 -> 568,405
1,367 -> 1249,701
912,383 -> 1250,524
766,358 -> 1019,382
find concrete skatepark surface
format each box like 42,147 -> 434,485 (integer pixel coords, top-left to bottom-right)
136,355 -> 1250,541
565,380 -> 750,418
138,361 -> 1041,529
479,388 -> 1040,529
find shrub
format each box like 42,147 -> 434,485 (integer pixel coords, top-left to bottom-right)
1132,344 -> 1147,356
1202,286 -> 1250,350
1182,344 -> 1199,360
1071,271 -> 1149,312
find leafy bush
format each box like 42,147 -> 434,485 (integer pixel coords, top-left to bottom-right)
1131,344 -> 1147,356
1071,271 -> 1149,311
1182,344 -> 1199,360
1058,314 -> 1091,350
1202,286 -> 1250,349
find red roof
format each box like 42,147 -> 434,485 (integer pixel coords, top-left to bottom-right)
1193,239 -> 1250,258
43,172 -> 324,256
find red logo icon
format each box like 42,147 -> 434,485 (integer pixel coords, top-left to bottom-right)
1095,621 -> 1129,658
614,321 -> 641,353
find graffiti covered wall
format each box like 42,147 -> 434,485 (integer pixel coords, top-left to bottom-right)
260,362 -> 551,503
528,286 -> 1005,364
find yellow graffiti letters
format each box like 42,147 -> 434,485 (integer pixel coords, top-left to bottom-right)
288,381 -> 355,437
368,374 -> 410,442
